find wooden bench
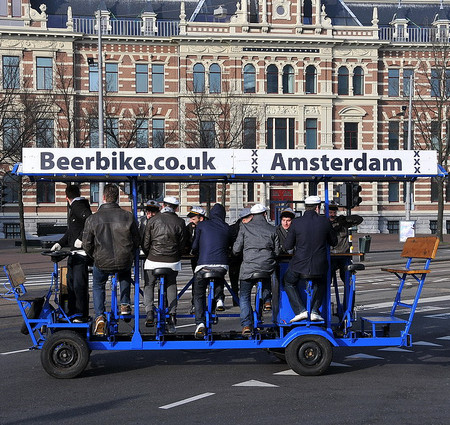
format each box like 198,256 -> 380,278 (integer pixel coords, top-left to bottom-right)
360,236 -> 439,338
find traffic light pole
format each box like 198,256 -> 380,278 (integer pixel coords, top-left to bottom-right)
405,74 -> 413,221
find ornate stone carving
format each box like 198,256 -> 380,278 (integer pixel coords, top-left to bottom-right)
266,105 -> 299,115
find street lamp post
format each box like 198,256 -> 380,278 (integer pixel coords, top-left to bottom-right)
96,9 -> 105,205
405,74 -> 413,220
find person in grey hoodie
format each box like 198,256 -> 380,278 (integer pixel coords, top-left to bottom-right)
233,203 -> 281,336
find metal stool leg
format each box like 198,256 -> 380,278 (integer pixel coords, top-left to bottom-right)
253,280 -> 263,330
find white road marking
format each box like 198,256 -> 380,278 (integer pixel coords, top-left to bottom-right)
345,353 -> 384,360
413,341 -> 442,347
0,349 -> 30,355
437,336 -> 450,340
233,380 -> 278,387
273,369 -> 298,376
359,294 -> 450,310
330,361 -> 352,368
424,313 -> 450,320
159,392 -> 215,410
378,347 -> 413,352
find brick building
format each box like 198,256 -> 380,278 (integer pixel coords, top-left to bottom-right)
0,0 -> 449,237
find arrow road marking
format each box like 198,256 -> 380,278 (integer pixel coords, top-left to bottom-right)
233,380 -> 278,387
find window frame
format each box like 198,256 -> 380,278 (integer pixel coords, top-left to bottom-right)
353,66 -> 364,96
243,64 -> 256,93
338,66 -> 349,95
388,68 -> 400,97
136,63 -> 148,93
193,63 -> 205,93
105,63 -> 118,93
36,57 -> 53,90
2,56 -> 20,89
152,63 -> 164,94
152,118 -> 165,148
266,64 -> 278,94
305,65 -> 317,94
282,65 -> 294,94
209,63 -> 221,93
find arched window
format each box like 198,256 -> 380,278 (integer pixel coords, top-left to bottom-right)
209,63 -> 221,93
267,64 -> 278,94
338,66 -> 349,95
243,64 -> 256,93
303,0 -> 312,24
282,65 -> 295,94
305,65 -> 316,94
193,63 -> 205,93
353,66 -> 364,95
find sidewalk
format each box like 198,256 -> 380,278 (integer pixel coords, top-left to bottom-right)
1,233 -> 450,274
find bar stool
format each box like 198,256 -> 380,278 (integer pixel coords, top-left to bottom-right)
201,267 -> 227,337
249,271 -> 271,331
152,268 -> 173,339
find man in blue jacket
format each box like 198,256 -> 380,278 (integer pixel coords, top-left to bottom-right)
191,203 -> 232,339
283,196 -> 337,323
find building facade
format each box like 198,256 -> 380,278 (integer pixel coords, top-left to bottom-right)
0,0 -> 449,237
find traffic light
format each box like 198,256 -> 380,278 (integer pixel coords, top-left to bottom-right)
334,183 -> 347,207
349,182 -> 362,208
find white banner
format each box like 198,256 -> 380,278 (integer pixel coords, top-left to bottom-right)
21,148 -> 440,177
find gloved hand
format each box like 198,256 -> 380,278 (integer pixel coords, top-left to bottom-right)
74,239 -> 83,249
51,243 -> 61,252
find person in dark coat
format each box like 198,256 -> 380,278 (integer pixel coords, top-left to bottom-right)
276,207 -> 295,255
233,203 -> 281,336
83,184 -> 140,336
52,185 -> 92,322
191,203 -> 232,338
283,196 -> 337,323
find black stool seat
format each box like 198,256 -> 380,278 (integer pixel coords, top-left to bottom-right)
201,267 -> 227,279
152,268 -> 174,276
299,274 -> 323,280
250,272 -> 271,280
347,263 -> 365,272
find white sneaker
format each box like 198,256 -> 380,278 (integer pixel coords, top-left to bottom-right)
216,299 -> 225,311
290,311 -> 308,323
195,323 -> 206,339
310,312 -> 324,322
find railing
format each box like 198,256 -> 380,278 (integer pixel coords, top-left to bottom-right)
379,26 -> 449,43
73,17 -> 179,37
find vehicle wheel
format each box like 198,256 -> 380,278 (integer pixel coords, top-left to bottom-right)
285,335 -> 332,376
41,331 -> 90,379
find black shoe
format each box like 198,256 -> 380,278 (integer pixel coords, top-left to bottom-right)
145,311 -> 154,327
167,314 -> 176,334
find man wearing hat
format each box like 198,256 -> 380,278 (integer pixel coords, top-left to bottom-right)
229,208 -> 253,307
139,200 -> 160,238
141,196 -> 188,332
233,203 -> 281,336
186,206 -> 207,313
276,207 -> 295,256
283,196 -> 337,323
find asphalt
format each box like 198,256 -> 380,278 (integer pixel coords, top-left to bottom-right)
1,233 -> 450,274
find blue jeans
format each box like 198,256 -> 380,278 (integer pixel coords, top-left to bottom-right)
283,268 -> 326,315
92,266 -> 132,318
239,278 -> 271,328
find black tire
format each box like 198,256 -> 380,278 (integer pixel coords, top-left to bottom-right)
285,335 -> 332,376
41,331 -> 90,379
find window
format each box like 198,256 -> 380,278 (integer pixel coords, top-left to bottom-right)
243,64 -> 256,93
388,121 -> 399,150
2,118 -> 19,151
446,70 -> 450,97
267,64 -> 278,94
105,63 -> 118,92
0,0 -> 6,15
344,122 -> 358,149
136,64 -> 148,93
338,66 -> 349,95
12,0 -> 20,16
209,64 -> 221,93
388,69 -> 399,97
200,182 -> 216,203
2,56 -> 20,89
37,181 -> 55,203
353,66 -> 364,95
152,118 -> 165,148
138,181 -> 164,204
430,220 -> 437,235
89,119 -> 99,147
36,119 -> 54,147
243,117 -> 257,149
403,121 -> 414,150
193,64 -> 205,93
90,182 -> 99,203
136,119 -> 148,148
431,121 -> 440,150
36,57 -> 53,90
152,64 -> 164,93
431,178 -> 438,202
267,118 -> 295,149
403,69 -> 413,97
388,182 -> 399,202
303,0 -> 312,24
305,118 -> 317,149
200,121 -> 215,147
431,69 -> 440,97
247,182 -> 254,203
305,65 -> 316,94
89,63 -> 98,92
387,220 -> 399,234
282,65 -> 294,94
106,118 -> 119,148
3,173 -> 19,203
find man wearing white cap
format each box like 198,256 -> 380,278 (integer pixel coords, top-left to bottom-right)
233,203 -> 281,336
141,195 -> 188,332
283,196 -> 337,323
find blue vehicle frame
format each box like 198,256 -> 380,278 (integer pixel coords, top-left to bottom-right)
5,148 -> 445,378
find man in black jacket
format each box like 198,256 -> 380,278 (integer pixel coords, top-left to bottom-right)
52,185 -> 92,322
83,184 -> 140,336
141,196 -> 187,332
283,196 -> 337,323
